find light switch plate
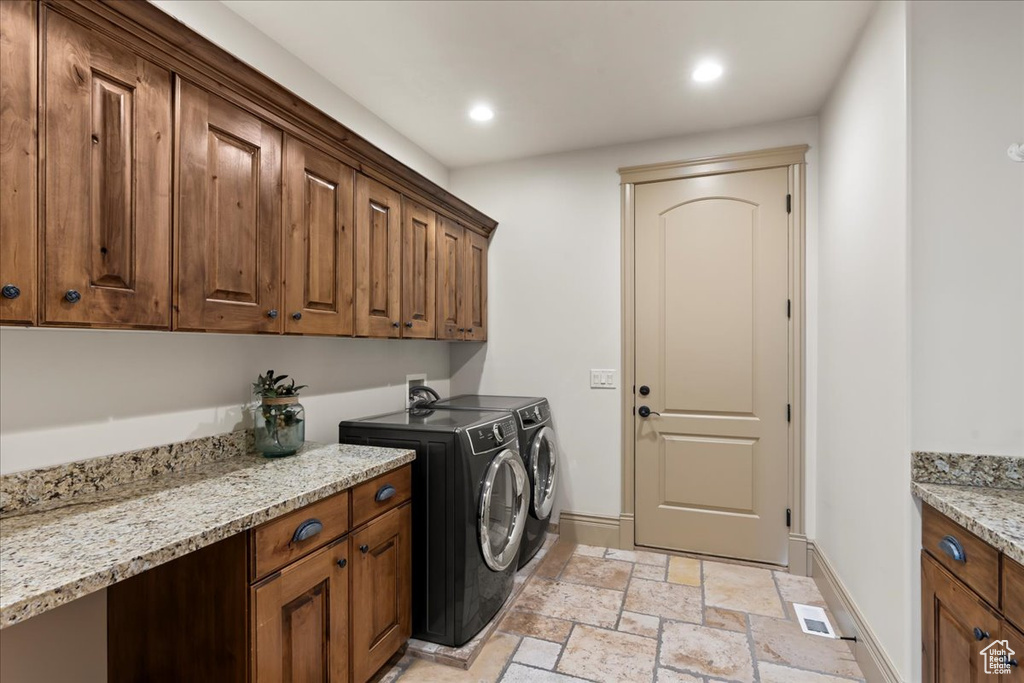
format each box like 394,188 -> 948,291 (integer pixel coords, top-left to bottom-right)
590,369 -> 617,389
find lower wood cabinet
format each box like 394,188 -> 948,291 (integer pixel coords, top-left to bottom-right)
255,538 -> 350,683
109,468 -> 412,683
922,504 -> 1024,681
351,504 -> 412,682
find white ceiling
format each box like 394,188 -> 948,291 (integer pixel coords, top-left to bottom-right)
223,0 -> 875,169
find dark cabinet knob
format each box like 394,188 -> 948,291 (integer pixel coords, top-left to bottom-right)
2,284 -> 20,300
458,328 -> 465,332
267,309 -> 279,319
336,558 -> 347,569
639,385 -> 650,396
405,321 -> 413,328
64,290 -> 81,304
1009,658 -> 1019,667
359,544 -> 369,554
392,321 -> 400,328
292,312 -> 302,321
467,328 -> 473,333
973,627 -> 990,641
637,405 -> 660,418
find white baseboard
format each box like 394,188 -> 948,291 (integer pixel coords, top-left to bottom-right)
557,511 -> 620,547
809,541 -> 902,683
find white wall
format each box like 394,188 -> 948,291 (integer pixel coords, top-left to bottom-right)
0,2 -> 455,678
816,2 -> 914,680
909,0 -> 1024,458
448,116 -> 821,535
149,0 -> 449,188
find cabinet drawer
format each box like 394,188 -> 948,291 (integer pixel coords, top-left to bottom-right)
351,465 -> 411,529
922,504 -> 999,605
251,491 -> 349,580
1004,556 -> 1024,631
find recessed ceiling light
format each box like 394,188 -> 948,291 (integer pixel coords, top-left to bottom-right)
469,105 -> 494,122
692,61 -> 724,83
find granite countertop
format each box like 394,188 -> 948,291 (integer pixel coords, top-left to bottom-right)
912,481 -> 1024,565
0,443 -> 414,628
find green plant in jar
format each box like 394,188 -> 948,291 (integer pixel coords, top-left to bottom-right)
251,370 -> 307,457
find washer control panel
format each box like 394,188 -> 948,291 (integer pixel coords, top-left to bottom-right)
516,401 -> 550,429
468,415 -> 518,455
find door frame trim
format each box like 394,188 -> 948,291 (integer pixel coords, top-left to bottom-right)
617,145 -> 809,572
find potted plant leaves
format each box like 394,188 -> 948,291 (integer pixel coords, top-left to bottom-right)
252,370 -> 307,457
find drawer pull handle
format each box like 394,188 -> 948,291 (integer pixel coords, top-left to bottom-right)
291,518 -> 323,543
359,544 -> 369,554
938,535 -> 966,563
973,627 -> 990,642
375,484 -> 397,503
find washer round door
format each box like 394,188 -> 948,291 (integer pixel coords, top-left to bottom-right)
529,426 -> 558,519
479,449 -> 530,571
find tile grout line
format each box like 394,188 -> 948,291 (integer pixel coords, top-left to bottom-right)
743,612 -> 763,683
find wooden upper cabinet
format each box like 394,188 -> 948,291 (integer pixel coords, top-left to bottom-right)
436,217 -> 465,340
401,198 -> 436,338
463,230 -> 488,341
922,551 -> 1002,683
176,79 -> 282,332
283,136 -> 354,336
0,1 -> 37,325
351,503 -> 411,683
254,538 -> 350,683
41,9 -> 173,328
354,174 -> 401,338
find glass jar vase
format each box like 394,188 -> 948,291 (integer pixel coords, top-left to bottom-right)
255,396 -> 305,457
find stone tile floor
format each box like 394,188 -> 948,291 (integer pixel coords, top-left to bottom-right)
380,539 -> 865,682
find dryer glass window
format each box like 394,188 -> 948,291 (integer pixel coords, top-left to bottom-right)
479,450 -> 529,571
530,427 -> 558,520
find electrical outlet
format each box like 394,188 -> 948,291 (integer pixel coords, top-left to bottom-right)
590,369 -> 617,389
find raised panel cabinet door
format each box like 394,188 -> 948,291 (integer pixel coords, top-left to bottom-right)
283,136 -> 354,336
922,552 -> 1001,683
254,538 -> 350,683
0,0 -> 37,325
176,79 -> 282,333
351,503 -> 411,683
401,198 -> 435,338
354,174 -> 401,337
435,216 -> 465,340
41,9 -> 172,328
462,230 -> 488,342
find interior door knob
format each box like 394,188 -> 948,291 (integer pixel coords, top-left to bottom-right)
639,385 -> 650,396
637,405 -> 660,418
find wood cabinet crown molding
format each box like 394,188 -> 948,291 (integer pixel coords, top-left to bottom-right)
43,0 -> 496,237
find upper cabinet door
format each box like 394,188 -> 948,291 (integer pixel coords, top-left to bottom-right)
176,79 -> 282,333
41,10 -> 173,328
436,216 -> 464,340
354,174 -> 401,338
283,136 -> 354,336
463,230 -> 488,342
0,0 -> 37,325
401,198 -> 435,339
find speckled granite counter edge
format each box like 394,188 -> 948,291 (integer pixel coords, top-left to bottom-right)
0,446 -> 414,628
912,481 -> 1024,566
912,451 -> 1024,490
0,430 -> 255,516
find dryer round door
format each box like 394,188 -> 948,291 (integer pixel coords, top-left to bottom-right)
478,449 -> 529,571
529,426 -> 558,520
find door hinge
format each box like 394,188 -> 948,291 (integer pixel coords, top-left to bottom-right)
787,299 -> 791,318
786,194 -> 792,214
786,508 -> 792,528
787,404 -> 791,422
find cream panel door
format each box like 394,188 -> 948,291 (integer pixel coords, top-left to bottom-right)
634,167 -> 791,565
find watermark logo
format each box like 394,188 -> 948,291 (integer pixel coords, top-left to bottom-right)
981,640 -> 1015,675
